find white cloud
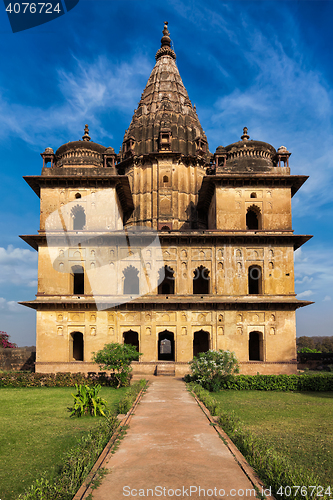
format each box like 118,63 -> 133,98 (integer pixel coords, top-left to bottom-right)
294,247 -> 333,300
297,290 -> 314,298
0,297 -> 25,313
323,295 -> 331,302
0,245 -> 37,287
0,53 -> 151,147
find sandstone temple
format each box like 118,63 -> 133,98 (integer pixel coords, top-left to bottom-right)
21,23 -> 312,376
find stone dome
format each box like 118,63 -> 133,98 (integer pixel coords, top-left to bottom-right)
54,125 -> 107,168
223,128 -> 276,173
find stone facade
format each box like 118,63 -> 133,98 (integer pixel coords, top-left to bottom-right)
21,23 -> 312,375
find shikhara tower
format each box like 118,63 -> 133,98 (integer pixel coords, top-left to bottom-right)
21,23 -> 312,375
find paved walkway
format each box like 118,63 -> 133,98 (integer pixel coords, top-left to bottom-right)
92,378 -> 257,500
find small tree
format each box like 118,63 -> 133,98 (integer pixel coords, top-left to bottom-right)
189,349 -> 239,391
92,343 -> 141,388
0,331 -> 17,349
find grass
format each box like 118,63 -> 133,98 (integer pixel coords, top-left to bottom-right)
213,390 -> 333,486
0,386 -> 128,500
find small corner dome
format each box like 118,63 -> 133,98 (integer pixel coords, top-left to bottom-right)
54,125 -> 107,167
224,127 -> 276,173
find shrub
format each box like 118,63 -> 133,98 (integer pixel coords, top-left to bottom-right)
69,384 -> 108,417
92,343 -> 142,388
188,349 -> 239,391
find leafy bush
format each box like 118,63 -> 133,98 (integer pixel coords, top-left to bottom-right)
188,349 -> 239,391
69,384 -> 107,417
0,331 -> 17,348
92,343 -> 142,388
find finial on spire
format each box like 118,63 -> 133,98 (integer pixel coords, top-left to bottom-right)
241,127 -> 250,141
82,124 -> 91,142
155,21 -> 176,61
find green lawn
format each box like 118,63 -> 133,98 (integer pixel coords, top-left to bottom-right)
213,391 -> 333,486
0,386 -> 128,500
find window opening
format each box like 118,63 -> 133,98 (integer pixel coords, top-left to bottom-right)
193,266 -> 210,294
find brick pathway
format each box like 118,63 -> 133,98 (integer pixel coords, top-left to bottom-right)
91,378 -> 257,500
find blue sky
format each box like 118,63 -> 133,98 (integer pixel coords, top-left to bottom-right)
0,0 -> 332,346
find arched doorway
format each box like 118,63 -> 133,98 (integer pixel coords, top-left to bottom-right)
158,330 -> 175,361
249,331 -> 263,361
71,331 -> 84,361
123,265 -> 139,294
193,266 -> 210,294
246,206 -> 261,230
193,330 -> 210,357
123,329 -> 139,352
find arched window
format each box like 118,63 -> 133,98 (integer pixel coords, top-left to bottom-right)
193,266 -> 210,294
248,265 -> 262,294
123,330 -> 139,352
250,192 -> 257,198
75,193 -> 81,199
123,265 -> 139,294
246,206 -> 261,230
72,265 -> 84,295
158,330 -> 175,361
71,205 -> 86,230
163,175 -> 169,183
71,331 -> 84,361
249,331 -> 263,361
160,225 -> 171,231
158,266 -> 175,294
193,330 -> 210,357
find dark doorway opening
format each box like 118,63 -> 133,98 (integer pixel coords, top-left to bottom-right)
123,265 -> 139,294
158,331 -> 175,361
72,265 -> 84,295
248,265 -> 262,294
193,266 -> 210,294
158,266 -> 175,294
71,331 -> 84,361
72,205 -> 86,230
193,330 -> 210,358
123,330 -> 139,352
249,331 -> 263,361
246,207 -> 261,230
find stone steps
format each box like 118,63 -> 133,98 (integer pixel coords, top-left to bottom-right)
155,364 -> 176,376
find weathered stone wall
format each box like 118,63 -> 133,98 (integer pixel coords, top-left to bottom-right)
0,347 -> 36,371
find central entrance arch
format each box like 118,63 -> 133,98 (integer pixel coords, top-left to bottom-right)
158,330 -> 175,361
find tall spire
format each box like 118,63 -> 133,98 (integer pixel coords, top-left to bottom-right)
122,22 -> 209,159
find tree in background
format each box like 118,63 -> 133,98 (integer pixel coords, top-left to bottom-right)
0,332 -> 17,348
297,336 -> 333,353
92,342 -> 141,388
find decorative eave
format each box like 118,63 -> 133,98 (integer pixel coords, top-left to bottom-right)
19,296 -> 313,311
23,174 -> 134,217
19,231 -> 312,252
197,174 -> 309,211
